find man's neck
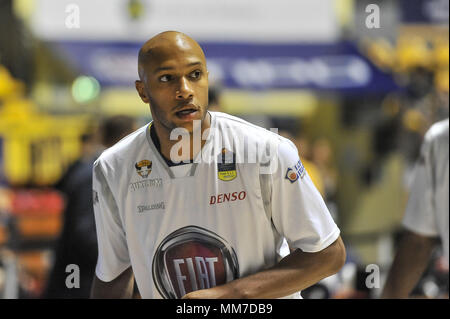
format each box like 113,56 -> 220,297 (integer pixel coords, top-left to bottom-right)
152,112 -> 211,162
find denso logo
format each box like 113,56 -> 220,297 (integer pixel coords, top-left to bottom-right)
209,191 -> 246,205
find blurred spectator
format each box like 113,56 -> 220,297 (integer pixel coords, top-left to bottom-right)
42,115 -> 137,298
312,138 -> 338,204
409,248 -> 449,298
398,67 -> 447,166
52,122 -> 99,195
278,131 -> 325,197
207,85 -> 223,112
278,130 -> 359,299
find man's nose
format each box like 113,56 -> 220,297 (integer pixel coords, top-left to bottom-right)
176,77 -> 194,100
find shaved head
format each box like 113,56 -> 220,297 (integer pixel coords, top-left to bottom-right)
138,31 -> 206,80
135,31 -> 210,136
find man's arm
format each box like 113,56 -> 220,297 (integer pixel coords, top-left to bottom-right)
90,267 -> 134,299
183,236 -> 346,299
381,230 -> 437,299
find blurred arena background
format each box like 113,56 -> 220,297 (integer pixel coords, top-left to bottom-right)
0,0 -> 448,299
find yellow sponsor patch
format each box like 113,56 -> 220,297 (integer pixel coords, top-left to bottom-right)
218,170 -> 237,181
217,148 -> 237,182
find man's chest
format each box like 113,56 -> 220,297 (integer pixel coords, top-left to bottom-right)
121,161 -> 262,222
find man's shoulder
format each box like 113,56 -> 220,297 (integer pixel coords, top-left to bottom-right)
428,118 -> 449,138
424,119 -> 449,148
211,112 -> 298,164
95,124 -> 148,166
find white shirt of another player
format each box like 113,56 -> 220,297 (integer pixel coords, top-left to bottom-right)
402,119 -> 449,261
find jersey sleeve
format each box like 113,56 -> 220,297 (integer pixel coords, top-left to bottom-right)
402,138 -> 438,237
92,159 -> 131,281
269,139 -> 340,253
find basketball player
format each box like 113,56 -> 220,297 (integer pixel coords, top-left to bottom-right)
382,119 -> 449,298
90,31 -> 346,299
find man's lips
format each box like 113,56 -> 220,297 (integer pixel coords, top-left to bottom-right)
174,104 -> 200,120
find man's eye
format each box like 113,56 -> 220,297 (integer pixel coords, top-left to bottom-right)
159,75 -> 172,82
190,70 -> 202,79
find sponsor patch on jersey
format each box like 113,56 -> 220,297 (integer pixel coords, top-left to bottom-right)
152,226 -> 239,299
217,148 -> 237,181
135,159 -> 152,178
130,178 -> 163,191
209,191 -> 247,205
137,202 -> 165,213
285,159 -> 305,183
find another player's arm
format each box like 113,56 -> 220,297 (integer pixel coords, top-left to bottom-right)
182,236 -> 346,299
90,267 -> 134,299
382,134 -> 440,299
381,231 -> 437,299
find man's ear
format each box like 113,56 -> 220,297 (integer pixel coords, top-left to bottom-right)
135,80 -> 150,103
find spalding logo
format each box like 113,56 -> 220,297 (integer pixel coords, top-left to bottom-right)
152,226 -> 239,299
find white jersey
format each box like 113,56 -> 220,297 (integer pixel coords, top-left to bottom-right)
92,112 -> 340,299
402,119 -> 449,261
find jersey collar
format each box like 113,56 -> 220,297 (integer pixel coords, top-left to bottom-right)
145,111 -> 216,179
